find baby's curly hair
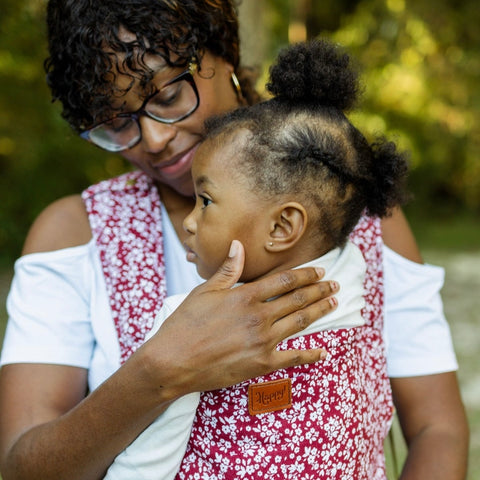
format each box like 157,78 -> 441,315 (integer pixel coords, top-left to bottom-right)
205,39 -> 410,252
45,0 -> 258,131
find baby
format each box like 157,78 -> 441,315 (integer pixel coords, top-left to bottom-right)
104,38 -> 408,480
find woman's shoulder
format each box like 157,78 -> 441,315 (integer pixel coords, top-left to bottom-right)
22,194 -> 92,255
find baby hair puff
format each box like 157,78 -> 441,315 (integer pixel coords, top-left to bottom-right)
267,39 -> 359,111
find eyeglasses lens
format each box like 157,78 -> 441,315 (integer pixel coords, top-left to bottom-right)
87,74 -> 198,152
89,118 -> 141,152
146,78 -> 198,123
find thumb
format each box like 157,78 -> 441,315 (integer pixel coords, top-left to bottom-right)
204,240 -> 245,291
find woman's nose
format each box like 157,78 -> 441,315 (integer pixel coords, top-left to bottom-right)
139,116 -> 177,153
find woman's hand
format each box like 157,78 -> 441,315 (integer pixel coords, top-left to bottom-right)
143,240 -> 336,398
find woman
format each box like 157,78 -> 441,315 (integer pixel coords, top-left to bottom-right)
103,38 -> 411,479
0,1 -> 468,479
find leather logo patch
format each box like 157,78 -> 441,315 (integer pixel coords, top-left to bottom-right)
248,378 -> 292,415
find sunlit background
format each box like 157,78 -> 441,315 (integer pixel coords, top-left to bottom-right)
0,1 -> 478,478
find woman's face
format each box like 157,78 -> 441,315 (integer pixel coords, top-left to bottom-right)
107,45 -> 241,197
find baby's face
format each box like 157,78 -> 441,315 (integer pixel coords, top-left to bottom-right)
182,136 -> 274,281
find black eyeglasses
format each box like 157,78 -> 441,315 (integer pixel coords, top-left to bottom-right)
80,63 -> 199,152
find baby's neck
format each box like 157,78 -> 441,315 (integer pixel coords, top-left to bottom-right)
248,245 -> 331,283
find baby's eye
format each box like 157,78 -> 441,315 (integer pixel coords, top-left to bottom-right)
200,195 -> 212,208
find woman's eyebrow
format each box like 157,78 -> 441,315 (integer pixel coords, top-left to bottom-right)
109,58 -> 172,110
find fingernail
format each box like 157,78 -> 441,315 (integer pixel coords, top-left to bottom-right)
328,296 -> 337,308
320,350 -> 328,360
329,280 -> 339,292
315,267 -> 325,278
228,240 -> 238,258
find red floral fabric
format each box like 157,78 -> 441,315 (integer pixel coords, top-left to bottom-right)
83,171 -> 167,363
84,173 -> 393,478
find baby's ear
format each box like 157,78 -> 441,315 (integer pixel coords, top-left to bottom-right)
265,202 -> 308,252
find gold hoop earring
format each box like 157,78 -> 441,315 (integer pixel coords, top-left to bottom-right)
231,72 -> 245,103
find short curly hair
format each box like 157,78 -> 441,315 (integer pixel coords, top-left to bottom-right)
45,0 -> 253,131
205,40 -> 410,252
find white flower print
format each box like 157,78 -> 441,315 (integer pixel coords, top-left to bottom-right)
85,185 -> 394,480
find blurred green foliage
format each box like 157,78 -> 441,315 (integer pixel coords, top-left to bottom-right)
0,0 -> 478,267
264,0 -> 480,220
332,0 -> 480,216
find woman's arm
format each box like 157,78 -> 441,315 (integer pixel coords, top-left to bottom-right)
0,360 -> 170,480
382,208 -> 469,480
391,373 -> 469,480
0,197 -> 335,480
381,207 -> 423,263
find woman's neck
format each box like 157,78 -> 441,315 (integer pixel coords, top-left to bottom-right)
156,183 -> 195,245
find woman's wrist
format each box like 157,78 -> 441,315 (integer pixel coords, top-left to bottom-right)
129,335 -> 191,405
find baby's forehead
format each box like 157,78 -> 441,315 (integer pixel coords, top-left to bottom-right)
197,134 -> 240,160
193,135 -> 248,177
207,127 -> 252,151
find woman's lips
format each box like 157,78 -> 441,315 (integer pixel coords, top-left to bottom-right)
155,144 -> 200,179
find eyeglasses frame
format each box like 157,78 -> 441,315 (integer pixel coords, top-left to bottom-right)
80,62 -> 199,152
